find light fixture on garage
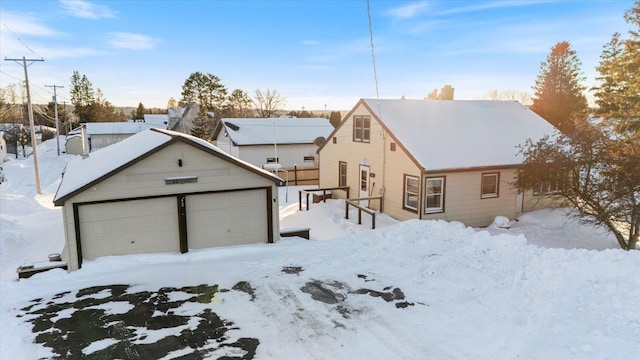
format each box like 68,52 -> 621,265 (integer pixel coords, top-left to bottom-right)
178,159 -> 183,167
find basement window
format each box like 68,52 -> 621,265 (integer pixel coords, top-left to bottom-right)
165,176 -> 198,185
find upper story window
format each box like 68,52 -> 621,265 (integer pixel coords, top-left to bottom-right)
481,172 -> 500,198
353,115 -> 370,143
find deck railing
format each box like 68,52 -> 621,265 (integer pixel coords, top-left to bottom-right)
345,196 -> 384,229
298,187 -> 350,211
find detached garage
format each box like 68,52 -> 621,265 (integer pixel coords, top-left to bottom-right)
53,128 -> 283,271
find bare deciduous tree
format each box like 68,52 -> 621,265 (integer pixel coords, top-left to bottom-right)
482,89 -> 533,105
253,88 -> 286,118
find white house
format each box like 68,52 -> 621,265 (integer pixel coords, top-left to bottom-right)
53,128 -> 284,271
213,117 -> 334,168
318,98 -> 559,227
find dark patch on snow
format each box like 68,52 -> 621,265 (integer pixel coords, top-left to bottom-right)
18,284 -> 258,359
357,274 -> 375,282
233,281 -> 257,301
301,281 -> 346,305
354,287 -> 404,302
301,280 -> 415,316
281,266 -> 304,275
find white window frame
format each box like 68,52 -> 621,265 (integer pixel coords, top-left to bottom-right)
481,172 -> 499,199
424,177 -> 445,214
403,175 -> 419,212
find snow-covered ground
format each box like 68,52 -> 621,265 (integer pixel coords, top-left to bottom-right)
1,139 -> 639,359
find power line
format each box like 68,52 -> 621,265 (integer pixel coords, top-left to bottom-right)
3,24 -> 45,59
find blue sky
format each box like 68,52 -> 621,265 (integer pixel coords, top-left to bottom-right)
0,0 -> 635,111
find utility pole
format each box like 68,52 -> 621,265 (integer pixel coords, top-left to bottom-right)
5,56 -> 45,194
45,84 -> 64,156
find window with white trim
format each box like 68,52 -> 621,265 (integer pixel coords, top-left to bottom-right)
481,172 -> 499,198
404,175 -> 419,212
424,177 -> 444,213
353,115 -> 370,142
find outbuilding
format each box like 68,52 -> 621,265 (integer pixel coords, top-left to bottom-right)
54,128 -> 283,271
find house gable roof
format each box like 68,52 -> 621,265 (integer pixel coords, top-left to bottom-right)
53,128 -> 283,206
218,117 -> 334,146
321,98 -> 558,171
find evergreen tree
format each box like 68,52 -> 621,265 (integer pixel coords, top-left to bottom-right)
180,72 -> 227,119
593,1 -> 640,134
132,102 -> 146,120
70,71 -> 95,121
225,89 -> 253,117
530,41 -> 588,134
190,109 -> 213,141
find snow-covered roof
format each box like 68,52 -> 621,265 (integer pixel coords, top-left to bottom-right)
53,129 -> 283,205
221,118 -> 333,146
142,114 -> 169,128
361,99 -> 558,171
69,122 -> 157,136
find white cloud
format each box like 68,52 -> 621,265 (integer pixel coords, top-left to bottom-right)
301,40 -> 319,46
59,0 -> 116,19
0,11 -> 59,36
107,32 -> 160,50
435,0 -> 550,16
385,1 -> 429,19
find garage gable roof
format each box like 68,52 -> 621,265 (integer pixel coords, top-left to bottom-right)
53,128 -> 283,205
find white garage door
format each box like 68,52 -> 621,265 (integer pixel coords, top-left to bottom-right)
186,189 -> 268,249
79,197 -> 179,260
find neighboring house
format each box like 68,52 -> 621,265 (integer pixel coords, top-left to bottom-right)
0,131 -> 7,162
53,128 -> 284,271
213,117 -> 334,168
318,98 -> 559,227
66,122 -> 157,155
167,103 -> 199,135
